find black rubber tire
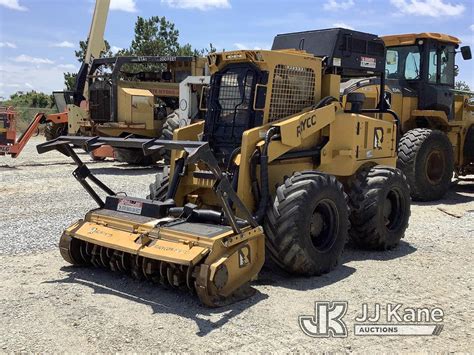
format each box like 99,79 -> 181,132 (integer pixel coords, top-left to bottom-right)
397,128 -> 454,201
159,112 -> 180,165
349,166 -> 411,250
147,166 -> 170,200
44,122 -> 67,141
264,171 -> 349,276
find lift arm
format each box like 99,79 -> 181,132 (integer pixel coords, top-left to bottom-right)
75,0 -> 110,104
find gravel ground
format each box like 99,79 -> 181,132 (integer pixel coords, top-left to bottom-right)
0,137 -> 473,352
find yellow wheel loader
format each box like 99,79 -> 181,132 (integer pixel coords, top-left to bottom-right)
38,29 -> 411,306
312,31 -> 474,201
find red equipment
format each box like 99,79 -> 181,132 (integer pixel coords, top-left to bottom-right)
0,106 -> 68,158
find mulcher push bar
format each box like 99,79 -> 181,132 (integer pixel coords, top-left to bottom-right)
36,136 -> 258,233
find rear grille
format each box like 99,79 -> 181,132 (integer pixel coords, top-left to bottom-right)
268,65 -> 316,122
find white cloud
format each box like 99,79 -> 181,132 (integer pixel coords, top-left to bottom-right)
0,62 -> 67,98
162,0 -> 231,11
333,22 -> 355,30
0,42 -> 17,48
51,41 -> 74,48
470,24 -> 474,31
390,0 -> 465,17
110,46 -> 123,54
233,42 -> 270,50
0,0 -> 27,11
323,0 -> 354,11
12,55 -> 54,65
110,0 -> 137,12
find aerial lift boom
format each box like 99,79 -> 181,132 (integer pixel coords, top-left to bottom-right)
0,0 -> 110,158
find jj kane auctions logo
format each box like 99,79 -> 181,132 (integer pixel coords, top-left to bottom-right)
299,302 -> 444,337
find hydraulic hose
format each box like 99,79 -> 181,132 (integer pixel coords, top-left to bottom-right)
313,96 -> 339,109
250,149 -> 260,202
254,126 -> 280,223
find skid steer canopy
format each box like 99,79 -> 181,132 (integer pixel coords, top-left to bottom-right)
37,137 -> 264,307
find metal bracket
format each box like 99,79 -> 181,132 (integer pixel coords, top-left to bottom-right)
37,136 -> 259,234
62,144 -> 115,207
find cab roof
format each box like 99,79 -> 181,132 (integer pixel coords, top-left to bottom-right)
381,33 -> 461,47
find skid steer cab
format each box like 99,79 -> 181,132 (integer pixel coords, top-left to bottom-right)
38,28 -> 411,307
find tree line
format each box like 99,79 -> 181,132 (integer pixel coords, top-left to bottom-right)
64,15 -> 216,90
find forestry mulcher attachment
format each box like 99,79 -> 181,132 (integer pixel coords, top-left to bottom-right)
38,29 -> 411,306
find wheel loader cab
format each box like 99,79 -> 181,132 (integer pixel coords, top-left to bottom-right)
379,33 -> 474,201
383,34 -> 470,119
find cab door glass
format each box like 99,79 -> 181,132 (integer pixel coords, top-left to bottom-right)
440,47 -> 454,85
404,51 -> 420,80
428,50 -> 437,83
386,50 -> 399,77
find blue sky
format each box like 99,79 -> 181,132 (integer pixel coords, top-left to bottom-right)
0,0 -> 473,98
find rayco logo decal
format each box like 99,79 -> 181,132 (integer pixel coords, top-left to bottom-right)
297,115 -> 317,137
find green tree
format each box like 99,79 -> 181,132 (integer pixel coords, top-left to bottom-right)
62,16 -> 212,89
119,16 -> 213,57
4,91 -> 57,127
74,39 -> 113,63
455,80 -> 471,91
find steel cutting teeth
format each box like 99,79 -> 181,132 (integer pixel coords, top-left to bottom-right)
90,245 -> 101,267
79,241 -> 93,265
159,261 -> 168,285
142,259 -> 161,283
130,256 -> 145,280
62,238 -> 203,301
121,252 -> 130,273
141,256 -> 151,280
98,246 -> 110,268
109,250 -> 120,272
186,265 -> 195,293
166,265 -> 176,287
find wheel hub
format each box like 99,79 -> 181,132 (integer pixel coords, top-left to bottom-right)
384,188 -> 404,231
425,149 -> 445,185
310,199 -> 339,252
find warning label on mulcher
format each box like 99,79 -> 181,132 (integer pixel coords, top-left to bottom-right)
117,199 -> 143,215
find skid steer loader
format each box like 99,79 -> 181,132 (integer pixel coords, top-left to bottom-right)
38,29 -> 411,306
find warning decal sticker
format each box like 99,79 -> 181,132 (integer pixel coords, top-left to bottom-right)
360,56 -> 376,69
117,199 -> 143,215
